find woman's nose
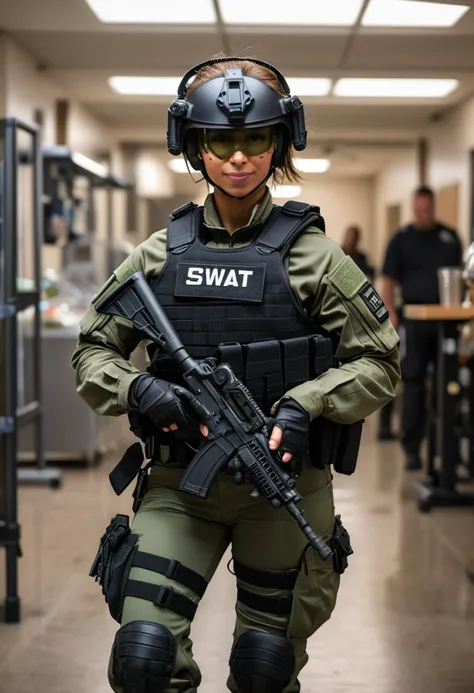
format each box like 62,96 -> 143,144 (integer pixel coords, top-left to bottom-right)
229,149 -> 247,165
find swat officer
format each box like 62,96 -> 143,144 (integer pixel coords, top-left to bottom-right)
381,186 -> 462,470
72,57 -> 400,693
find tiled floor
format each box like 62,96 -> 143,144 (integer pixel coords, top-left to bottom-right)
1,416 -> 473,692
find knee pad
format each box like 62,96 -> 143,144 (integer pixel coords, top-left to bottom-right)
230,631 -> 295,693
112,621 -> 176,693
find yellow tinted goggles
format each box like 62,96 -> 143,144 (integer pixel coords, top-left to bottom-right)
201,127 -> 273,159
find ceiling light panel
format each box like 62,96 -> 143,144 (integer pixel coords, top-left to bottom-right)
294,159 -> 331,173
219,0 -> 364,25
287,78 -> 332,96
334,78 -> 459,98
362,0 -> 470,28
85,0 -> 216,23
109,76 -> 181,95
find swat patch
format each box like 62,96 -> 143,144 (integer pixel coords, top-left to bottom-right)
175,262 -> 266,303
358,283 -> 389,323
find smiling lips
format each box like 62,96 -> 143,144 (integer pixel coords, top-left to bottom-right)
225,172 -> 254,184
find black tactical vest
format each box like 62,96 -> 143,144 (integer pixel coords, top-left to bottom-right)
147,199 -> 336,415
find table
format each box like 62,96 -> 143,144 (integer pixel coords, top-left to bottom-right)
404,304 -> 474,512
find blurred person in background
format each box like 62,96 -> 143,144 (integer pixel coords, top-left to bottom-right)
341,225 -> 375,281
381,186 -> 462,470
72,57 -> 399,693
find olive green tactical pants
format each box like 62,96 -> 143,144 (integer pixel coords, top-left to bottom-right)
108,465 -> 340,693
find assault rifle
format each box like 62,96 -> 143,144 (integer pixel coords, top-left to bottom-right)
96,271 -> 332,560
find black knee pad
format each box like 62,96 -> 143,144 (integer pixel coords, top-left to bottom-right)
112,621 -> 176,693
230,630 -> 295,693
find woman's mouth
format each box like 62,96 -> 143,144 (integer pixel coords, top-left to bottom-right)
225,172 -> 254,184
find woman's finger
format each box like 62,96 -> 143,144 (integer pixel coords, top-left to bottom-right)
200,424 -> 209,437
282,452 -> 293,463
269,425 -> 283,450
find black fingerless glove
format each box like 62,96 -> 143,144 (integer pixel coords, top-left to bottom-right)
130,373 -> 196,430
270,398 -> 310,465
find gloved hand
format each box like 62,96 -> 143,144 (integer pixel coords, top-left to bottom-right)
129,373 -> 207,433
268,398 -> 310,466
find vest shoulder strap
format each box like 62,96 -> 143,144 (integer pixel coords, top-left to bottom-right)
167,202 -> 204,252
257,200 -> 325,253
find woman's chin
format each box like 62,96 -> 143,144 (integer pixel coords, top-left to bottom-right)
217,177 -> 265,198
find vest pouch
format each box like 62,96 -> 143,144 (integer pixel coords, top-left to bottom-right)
333,420 -> 363,476
308,418 -> 363,475
308,417 -> 341,470
89,514 -> 138,623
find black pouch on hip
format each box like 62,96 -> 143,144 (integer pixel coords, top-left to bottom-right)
89,514 -> 138,622
330,515 -> 353,575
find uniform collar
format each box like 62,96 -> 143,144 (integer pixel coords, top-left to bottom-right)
202,187 -> 274,244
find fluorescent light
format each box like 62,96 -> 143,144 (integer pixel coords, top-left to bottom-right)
334,78 -> 459,98
167,158 -> 190,174
294,158 -> 331,173
287,78 -> 332,96
272,185 -> 302,199
84,0 -> 216,23
220,0 -> 364,25
109,75 -> 332,97
363,0 -> 469,28
71,152 -> 109,178
109,76 -> 180,95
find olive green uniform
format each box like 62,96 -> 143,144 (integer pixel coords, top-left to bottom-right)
72,188 -> 400,692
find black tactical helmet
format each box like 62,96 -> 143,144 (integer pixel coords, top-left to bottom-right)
167,57 -> 307,173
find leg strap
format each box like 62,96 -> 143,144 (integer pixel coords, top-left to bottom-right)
126,581 -> 198,621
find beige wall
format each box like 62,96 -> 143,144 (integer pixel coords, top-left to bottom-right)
374,149 -> 418,266
374,96 -> 474,266
427,97 -> 474,247
296,176 -> 375,251
3,35 -> 111,154
0,35 -> 7,118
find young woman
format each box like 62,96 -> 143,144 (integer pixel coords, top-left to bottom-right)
72,57 -> 400,693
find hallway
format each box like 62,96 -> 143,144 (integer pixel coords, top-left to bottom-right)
1,416 -> 473,693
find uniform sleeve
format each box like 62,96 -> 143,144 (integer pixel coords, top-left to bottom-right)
284,230 -> 400,424
382,233 -> 402,280
70,229 -> 168,416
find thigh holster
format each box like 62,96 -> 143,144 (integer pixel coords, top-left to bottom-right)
90,514 -> 208,623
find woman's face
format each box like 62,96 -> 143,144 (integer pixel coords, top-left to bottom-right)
199,126 -> 274,198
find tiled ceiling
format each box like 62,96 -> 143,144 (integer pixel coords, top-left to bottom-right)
1,0 -> 474,145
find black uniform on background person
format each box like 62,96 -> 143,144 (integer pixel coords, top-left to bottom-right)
381,186 -> 462,470
341,225 -> 375,281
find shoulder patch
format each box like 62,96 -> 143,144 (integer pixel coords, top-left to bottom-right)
358,283 -> 389,324
439,229 -> 456,244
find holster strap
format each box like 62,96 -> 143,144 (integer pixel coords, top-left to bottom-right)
125,580 -> 198,621
132,553 -> 208,598
237,586 -> 293,615
233,559 -> 299,590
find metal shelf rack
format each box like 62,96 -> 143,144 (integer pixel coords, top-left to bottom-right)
0,118 -> 61,624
